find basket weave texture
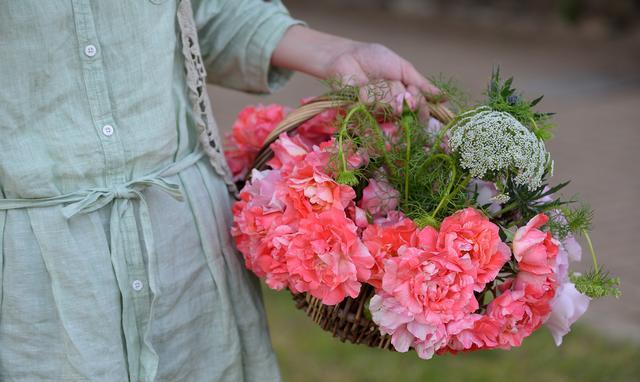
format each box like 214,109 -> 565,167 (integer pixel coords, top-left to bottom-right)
247,97 -> 454,349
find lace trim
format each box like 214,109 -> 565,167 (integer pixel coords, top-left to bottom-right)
177,0 -> 238,195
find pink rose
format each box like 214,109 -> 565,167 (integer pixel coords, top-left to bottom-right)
359,178 -> 400,219
513,213 -> 559,275
545,281 -> 590,346
437,208 -> 511,291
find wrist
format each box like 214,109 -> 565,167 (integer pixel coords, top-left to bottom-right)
272,25 -> 358,79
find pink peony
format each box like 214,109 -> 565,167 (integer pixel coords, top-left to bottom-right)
437,208 -> 511,291
285,209 -> 374,305
225,104 -> 288,181
513,213 -> 559,275
359,178 -> 401,219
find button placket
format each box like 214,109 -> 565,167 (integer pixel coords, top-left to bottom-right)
71,1 -> 152,379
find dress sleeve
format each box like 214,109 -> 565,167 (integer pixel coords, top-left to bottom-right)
191,0 -> 305,94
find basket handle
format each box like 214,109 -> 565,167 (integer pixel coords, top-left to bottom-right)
247,97 -> 455,176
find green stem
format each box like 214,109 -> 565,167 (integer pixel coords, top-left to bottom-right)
340,104 -> 394,176
433,174 -> 471,217
492,200 -> 519,218
338,127 -> 349,173
431,117 -> 457,152
401,115 -> 412,205
583,230 -> 599,273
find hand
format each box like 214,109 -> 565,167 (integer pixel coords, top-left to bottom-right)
272,26 -> 442,117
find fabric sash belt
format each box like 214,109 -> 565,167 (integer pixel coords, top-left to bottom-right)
0,147 -> 205,381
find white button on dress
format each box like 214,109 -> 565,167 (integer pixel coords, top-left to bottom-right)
102,125 -> 114,136
132,280 -> 144,291
84,44 -> 97,57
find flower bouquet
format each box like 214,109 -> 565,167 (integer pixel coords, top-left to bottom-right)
225,70 -> 620,359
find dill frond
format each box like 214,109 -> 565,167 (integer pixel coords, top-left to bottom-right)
570,269 -> 622,299
427,73 -> 470,113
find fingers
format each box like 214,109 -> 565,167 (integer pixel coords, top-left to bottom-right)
342,70 -> 369,88
357,80 -> 431,119
408,84 -> 431,122
400,61 -> 443,103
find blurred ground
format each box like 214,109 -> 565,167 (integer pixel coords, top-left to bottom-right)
208,1 -> 640,343
262,287 -> 640,382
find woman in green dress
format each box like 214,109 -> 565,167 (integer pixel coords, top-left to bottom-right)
0,1 -> 439,381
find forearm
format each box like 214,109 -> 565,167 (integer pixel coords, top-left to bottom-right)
271,25 -> 356,79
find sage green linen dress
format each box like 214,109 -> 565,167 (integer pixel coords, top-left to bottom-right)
0,1 -> 301,381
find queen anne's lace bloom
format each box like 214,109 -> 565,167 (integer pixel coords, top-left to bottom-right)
448,107 -> 549,190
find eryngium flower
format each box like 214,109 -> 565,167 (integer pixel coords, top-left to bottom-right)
448,107 -> 549,190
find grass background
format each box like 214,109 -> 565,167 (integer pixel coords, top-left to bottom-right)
262,286 -> 640,382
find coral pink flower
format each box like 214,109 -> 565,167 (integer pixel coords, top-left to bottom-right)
252,225 -> 294,290
296,102 -> 339,143
437,208 -> 511,291
446,315 -> 499,352
485,286 -> 552,349
359,178 -> 400,219
285,209 -> 374,305
362,214 -> 419,288
370,237 -> 479,358
267,133 -> 311,172
231,169 -> 291,289
285,159 -> 355,213
513,213 -> 559,275
224,104 -> 288,181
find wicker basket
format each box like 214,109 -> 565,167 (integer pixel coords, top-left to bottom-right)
247,96 -> 455,349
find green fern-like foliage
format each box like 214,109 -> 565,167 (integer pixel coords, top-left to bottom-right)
486,67 -> 555,141
571,270 -> 622,299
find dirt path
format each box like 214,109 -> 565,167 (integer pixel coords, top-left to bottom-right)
209,2 -> 640,342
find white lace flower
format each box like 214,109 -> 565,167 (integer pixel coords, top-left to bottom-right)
448,107 -> 549,191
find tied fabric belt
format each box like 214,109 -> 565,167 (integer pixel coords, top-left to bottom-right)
0,148 -> 205,381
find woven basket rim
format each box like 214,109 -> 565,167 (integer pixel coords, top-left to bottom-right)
247,96 -> 454,181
